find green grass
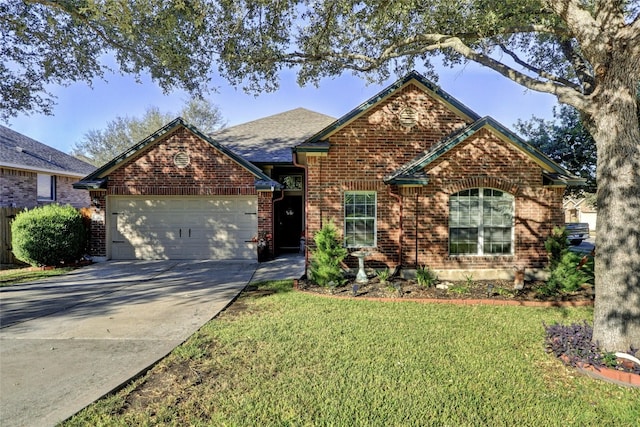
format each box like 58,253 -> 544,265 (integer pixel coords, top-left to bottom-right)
65,280 -> 639,426
0,266 -> 73,286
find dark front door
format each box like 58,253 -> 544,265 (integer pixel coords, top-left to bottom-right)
276,195 -> 303,252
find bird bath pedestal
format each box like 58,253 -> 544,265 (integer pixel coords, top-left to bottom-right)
351,250 -> 371,284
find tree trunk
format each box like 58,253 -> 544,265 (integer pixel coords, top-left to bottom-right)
589,58 -> 640,352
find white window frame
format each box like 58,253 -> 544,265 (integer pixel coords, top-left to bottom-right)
344,191 -> 377,248
449,188 -> 514,256
37,174 -> 56,201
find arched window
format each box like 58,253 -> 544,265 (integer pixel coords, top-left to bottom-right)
449,188 -> 514,255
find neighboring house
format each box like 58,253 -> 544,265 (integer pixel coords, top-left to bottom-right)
0,125 -> 96,208
75,71 -> 583,276
564,196 -> 597,231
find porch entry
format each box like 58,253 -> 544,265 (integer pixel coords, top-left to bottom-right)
275,195 -> 303,253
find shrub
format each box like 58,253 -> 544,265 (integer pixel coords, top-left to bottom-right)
416,265 -> 437,288
543,321 -> 640,374
11,204 -> 87,267
309,220 -> 348,287
543,251 -> 592,295
376,268 -> 391,284
544,226 -> 569,269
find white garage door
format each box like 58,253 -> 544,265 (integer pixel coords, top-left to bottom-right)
109,196 -> 258,260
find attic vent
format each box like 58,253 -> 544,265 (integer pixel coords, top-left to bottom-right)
398,107 -> 418,128
173,152 -> 190,168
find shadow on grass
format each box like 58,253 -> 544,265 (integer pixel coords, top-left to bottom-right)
244,279 -> 294,298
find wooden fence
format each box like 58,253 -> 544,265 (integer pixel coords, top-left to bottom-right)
1,207 -> 24,265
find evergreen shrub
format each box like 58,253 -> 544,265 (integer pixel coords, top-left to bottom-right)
544,226 -> 569,269
11,204 -> 87,267
540,251 -> 593,295
309,220 -> 348,287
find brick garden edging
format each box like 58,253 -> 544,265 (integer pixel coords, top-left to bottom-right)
297,288 -> 640,388
559,355 -> 640,388
576,363 -> 640,388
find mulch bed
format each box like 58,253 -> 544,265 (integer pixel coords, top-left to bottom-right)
297,276 -> 594,305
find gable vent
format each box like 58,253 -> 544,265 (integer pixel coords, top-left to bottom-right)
399,107 -> 418,128
173,152 -> 190,168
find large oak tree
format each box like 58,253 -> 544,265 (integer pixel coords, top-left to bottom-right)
3,0 -> 639,352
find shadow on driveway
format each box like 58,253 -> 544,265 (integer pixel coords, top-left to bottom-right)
0,260 -> 256,427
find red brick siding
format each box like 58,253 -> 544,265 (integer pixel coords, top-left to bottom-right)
0,168 -> 35,208
107,128 -> 257,196
1,168 -> 90,208
306,84 -> 564,271
56,176 -> 91,207
88,191 -> 107,258
259,191 -> 274,253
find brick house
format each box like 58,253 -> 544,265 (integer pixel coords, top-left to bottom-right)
0,125 -> 95,208
75,71 -> 582,276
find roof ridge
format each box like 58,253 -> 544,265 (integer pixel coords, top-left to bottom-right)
213,108 -> 334,133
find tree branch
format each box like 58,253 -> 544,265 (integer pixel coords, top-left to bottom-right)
285,32 -> 591,112
557,39 -> 596,94
24,0 -> 158,69
498,43 -> 580,90
544,0 -> 601,52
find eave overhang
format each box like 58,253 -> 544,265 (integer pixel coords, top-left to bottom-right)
542,172 -> 586,187
293,141 -> 330,154
73,178 -> 107,190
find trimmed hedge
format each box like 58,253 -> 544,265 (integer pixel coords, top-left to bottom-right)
11,204 -> 87,267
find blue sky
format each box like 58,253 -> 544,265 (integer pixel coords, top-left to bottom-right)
6,62 -> 558,155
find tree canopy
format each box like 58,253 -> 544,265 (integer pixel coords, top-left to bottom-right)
71,97 -> 225,166
4,1 -> 639,121
516,106 -> 597,193
1,0 -> 213,120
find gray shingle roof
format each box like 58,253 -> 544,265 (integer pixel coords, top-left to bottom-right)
212,108 -> 336,163
0,125 -> 95,176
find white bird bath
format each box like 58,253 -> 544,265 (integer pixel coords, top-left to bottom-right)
351,250 -> 371,284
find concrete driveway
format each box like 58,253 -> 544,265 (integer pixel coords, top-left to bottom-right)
0,260 -> 258,427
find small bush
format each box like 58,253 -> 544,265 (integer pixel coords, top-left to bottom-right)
544,226 -> 569,269
542,251 -> 592,295
376,268 -> 391,284
309,220 -> 348,287
11,204 -> 87,267
416,265 -> 437,288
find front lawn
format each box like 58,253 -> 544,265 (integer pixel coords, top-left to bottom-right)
0,265 -> 73,287
65,280 -> 639,426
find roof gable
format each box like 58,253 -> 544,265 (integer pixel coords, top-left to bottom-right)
301,70 -> 481,146
384,116 -> 585,186
74,118 -> 279,190
0,125 -> 95,176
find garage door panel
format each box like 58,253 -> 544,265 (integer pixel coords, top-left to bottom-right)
110,196 -> 258,260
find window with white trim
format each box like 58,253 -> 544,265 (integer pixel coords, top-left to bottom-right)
37,174 -> 55,201
449,188 -> 514,255
344,191 -> 376,247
